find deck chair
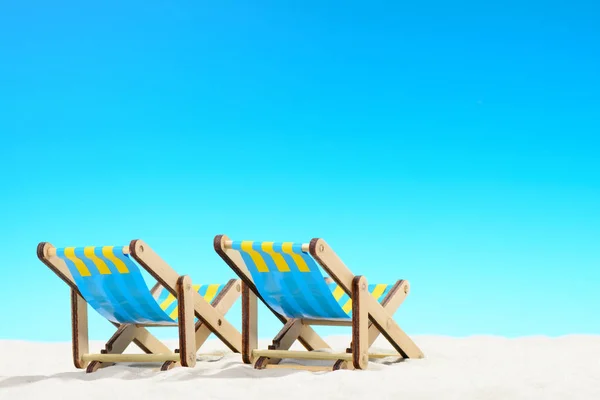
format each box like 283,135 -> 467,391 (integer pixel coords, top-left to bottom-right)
214,234 -> 424,371
37,239 -> 243,372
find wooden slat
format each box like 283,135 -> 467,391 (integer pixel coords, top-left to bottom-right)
263,364 -> 335,372
177,275 -> 196,367
252,349 -> 353,362
47,246 -> 130,257
271,319 -> 303,350
223,240 -> 310,252
242,282 -> 258,364
82,353 -> 179,363
264,319 -> 303,365
71,289 -> 89,369
301,318 -> 352,326
351,275 -> 369,370
368,353 -> 404,359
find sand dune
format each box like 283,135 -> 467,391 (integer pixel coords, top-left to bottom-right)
1,335 -> 599,400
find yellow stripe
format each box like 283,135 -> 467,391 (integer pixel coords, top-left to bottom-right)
261,242 -> 290,272
241,241 -> 269,272
339,285 -> 388,314
169,306 -> 179,320
83,247 -> 111,274
203,284 -> 220,303
370,284 -> 388,302
63,247 -> 91,277
342,298 -> 353,314
332,285 -> 346,301
101,246 -> 129,274
193,284 -> 201,292
160,293 -> 177,311
281,242 -> 310,272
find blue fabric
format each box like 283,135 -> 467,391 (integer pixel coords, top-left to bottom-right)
56,246 -> 177,325
232,241 -> 350,320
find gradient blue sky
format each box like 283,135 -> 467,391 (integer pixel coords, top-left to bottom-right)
1,1 -> 599,342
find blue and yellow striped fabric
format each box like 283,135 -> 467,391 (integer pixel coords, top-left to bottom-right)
153,283 -> 225,320
55,246 -> 225,325
232,241 -> 393,320
326,282 -> 392,316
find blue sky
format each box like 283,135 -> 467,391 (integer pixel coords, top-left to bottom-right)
1,1 -> 599,342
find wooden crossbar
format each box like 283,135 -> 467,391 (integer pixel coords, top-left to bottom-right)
301,318 -> 352,326
82,353 -> 180,363
262,364 -> 335,372
253,350 -> 353,362
223,240 -> 310,252
46,246 -> 131,257
253,350 -> 399,361
368,353 -> 403,359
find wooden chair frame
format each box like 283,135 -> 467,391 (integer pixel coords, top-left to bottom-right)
214,234 -> 424,371
37,239 -> 243,372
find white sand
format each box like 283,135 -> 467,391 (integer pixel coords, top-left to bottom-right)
1,335 -> 599,400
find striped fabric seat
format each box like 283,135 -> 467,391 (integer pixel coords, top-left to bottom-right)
232,241 -> 393,320
55,246 -> 225,325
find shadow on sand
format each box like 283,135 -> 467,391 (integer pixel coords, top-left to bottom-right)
0,356 -> 405,388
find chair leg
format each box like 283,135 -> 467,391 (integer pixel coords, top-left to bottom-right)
351,276 -> 369,370
71,289 -> 89,369
242,282 -> 258,364
176,275 -> 196,368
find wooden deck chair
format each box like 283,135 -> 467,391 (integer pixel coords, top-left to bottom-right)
214,234 -> 424,371
37,239 -> 243,372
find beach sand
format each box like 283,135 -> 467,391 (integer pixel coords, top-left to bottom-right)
1,335 -> 598,399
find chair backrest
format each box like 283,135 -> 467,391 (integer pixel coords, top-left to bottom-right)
56,246 -> 180,325
231,241 -> 354,320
